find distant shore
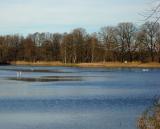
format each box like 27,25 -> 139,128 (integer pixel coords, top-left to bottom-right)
0,62 -> 10,66
9,61 -> 160,68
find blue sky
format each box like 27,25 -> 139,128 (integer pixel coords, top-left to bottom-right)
0,0 -> 150,35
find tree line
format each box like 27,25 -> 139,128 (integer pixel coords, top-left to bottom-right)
0,21 -> 160,64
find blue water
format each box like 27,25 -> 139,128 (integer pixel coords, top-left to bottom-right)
0,66 -> 160,129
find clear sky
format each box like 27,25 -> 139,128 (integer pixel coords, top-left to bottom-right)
0,0 -> 150,35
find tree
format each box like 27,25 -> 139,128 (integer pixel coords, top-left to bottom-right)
145,0 -> 160,23
155,30 -> 160,62
41,40 -> 53,61
23,37 -> 36,62
100,27 -> 118,62
116,23 -> 136,62
72,28 -> 87,63
0,22 -> 160,64
61,33 -> 75,63
123,23 -> 136,62
0,36 -> 8,63
11,35 -> 22,61
84,33 -> 100,63
90,33 -> 98,62
142,22 -> 160,61
135,30 -> 148,62
51,33 -> 62,61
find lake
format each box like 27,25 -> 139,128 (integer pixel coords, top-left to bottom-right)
0,66 -> 160,129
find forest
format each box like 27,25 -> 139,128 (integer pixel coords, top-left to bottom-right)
0,21 -> 160,64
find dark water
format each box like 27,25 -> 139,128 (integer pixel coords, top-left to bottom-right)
0,66 -> 160,129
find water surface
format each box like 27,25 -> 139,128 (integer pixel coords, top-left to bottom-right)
0,66 -> 160,129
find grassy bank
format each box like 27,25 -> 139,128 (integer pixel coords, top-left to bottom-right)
10,61 -> 160,68
138,99 -> 160,129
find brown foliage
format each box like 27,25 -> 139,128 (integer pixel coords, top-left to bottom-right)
0,22 -> 160,64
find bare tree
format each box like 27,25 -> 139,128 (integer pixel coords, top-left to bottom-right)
116,23 -> 136,62
136,30 -> 148,62
72,28 -> 86,63
99,27 -> 118,62
85,33 -> 99,63
0,22 -> 160,64
142,22 -> 160,61
90,34 -> 97,63
155,29 -> 160,62
123,23 -> 136,62
51,33 -> 62,61
143,0 -> 160,23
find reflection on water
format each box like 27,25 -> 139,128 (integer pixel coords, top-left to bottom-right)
0,66 -> 160,129
7,76 -> 82,82
0,68 -> 72,73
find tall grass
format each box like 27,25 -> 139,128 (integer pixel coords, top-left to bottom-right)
138,98 -> 160,129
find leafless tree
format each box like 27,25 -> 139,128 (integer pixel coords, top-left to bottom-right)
116,22 -> 136,62
143,0 -> 160,23
100,26 -> 118,62
141,22 -> 160,61
0,22 -> 160,64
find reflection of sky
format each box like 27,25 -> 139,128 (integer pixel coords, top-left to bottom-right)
0,0 -> 149,35
0,66 -> 160,99
0,110 -> 139,129
0,66 -> 160,129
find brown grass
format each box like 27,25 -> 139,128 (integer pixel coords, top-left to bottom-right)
11,61 -> 64,66
138,102 -> 160,129
77,62 -> 160,68
11,61 -> 160,68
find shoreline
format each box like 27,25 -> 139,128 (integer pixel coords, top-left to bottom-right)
9,61 -> 160,68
